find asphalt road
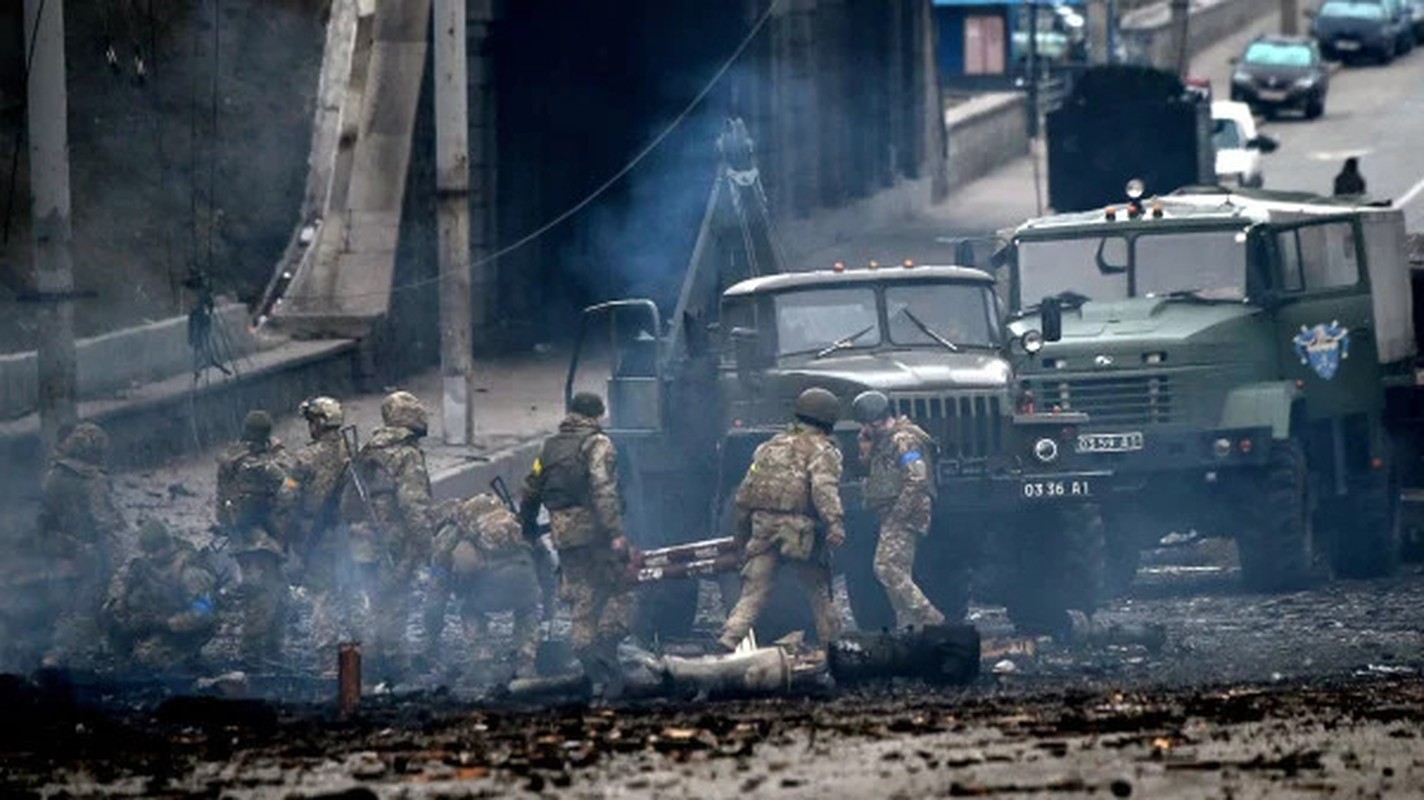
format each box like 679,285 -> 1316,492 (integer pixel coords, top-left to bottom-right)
1194,14 -> 1424,231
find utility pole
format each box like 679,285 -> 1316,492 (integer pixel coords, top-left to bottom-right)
433,0 -> 474,446
1280,0 -> 1299,35
25,0 -> 78,456
1169,0 -> 1191,77
1088,0 -> 1111,65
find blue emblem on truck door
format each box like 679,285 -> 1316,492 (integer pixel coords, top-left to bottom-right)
1292,321 -> 1350,380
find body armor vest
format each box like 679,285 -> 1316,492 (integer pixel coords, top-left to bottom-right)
863,419 -> 936,506
537,430 -> 596,510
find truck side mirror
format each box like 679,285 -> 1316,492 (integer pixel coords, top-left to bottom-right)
1040,296 -> 1064,342
729,327 -> 760,371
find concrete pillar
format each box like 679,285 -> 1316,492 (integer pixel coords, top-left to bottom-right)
434,0 -> 474,445
24,0 -> 78,455
784,0 -> 819,216
815,0 -> 847,208
1168,0 -> 1190,77
913,0 -> 949,201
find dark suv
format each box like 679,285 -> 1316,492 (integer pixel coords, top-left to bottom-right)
1312,0 -> 1411,62
1229,35 -> 1330,118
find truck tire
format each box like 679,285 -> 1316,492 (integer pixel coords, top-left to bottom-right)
1325,449 -> 1401,579
1237,439 -> 1314,591
915,524 -> 972,625
1003,504 -> 1105,636
1102,508 -> 1150,597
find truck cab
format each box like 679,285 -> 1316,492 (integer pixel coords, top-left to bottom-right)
572,262 -> 1110,637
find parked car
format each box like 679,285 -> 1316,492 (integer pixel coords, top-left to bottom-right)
1229,35 -> 1330,118
1311,0 -> 1410,63
1411,0 -> 1424,37
1211,101 -> 1279,187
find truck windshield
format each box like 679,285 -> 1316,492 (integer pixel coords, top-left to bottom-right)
1017,229 -> 1248,306
885,284 -> 998,348
774,287 -> 880,357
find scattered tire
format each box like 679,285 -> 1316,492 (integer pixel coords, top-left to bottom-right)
1237,438 -> 1314,592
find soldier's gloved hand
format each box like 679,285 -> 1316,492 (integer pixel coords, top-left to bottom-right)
825,525 -> 846,550
609,535 -> 631,561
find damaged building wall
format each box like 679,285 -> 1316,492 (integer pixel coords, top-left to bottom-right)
0,1 -> 327,353
387,0 -> 946,362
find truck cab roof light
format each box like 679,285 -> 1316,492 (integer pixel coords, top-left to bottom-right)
903,259 -> 915,268
833,261 -> 846,272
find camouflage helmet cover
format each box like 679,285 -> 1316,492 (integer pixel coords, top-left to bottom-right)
381,390 -> 428,435
300,395 -> 344,429
57,421 -> 110,465
850,390 -> 893,424
242,410 -> 274,442
794,387 -> 840,427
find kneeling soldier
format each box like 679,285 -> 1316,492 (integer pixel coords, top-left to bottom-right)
102,520 -> 218,674
426,494 -> 542,679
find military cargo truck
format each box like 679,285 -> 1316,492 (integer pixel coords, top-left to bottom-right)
1004,186 -> 1419,592
569,263 -> 1109,637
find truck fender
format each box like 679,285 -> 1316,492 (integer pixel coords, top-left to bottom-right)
1217,382 -> 1303,440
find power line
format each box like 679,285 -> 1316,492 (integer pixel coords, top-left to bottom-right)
282,0 -> 781,305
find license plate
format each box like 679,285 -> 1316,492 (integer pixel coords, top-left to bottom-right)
1021,479 -> 1093,499
1076,431 -> 1145,453
1256,89 -> 1287,102
1335,40 -> 1360,51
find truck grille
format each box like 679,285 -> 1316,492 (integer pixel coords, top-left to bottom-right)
891,393 -> 1004,459
1032,374 -> 1173,425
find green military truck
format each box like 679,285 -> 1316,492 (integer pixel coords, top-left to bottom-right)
1003,186 -> 1419,592
569,263 -> 1109,637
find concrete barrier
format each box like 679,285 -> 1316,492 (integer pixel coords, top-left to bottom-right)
1121,0 -> 1278,70
0,303 -> 259,421
943,93 -> 1030,189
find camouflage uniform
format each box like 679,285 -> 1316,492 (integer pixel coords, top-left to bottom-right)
862,416 -> 946,628
338,391 -> 433,676
718,421 -> 847,650
520,408 -> 634,686
101,521 -> 218,673
215,412 -> 291,667
38,422 -> 126,664
425,494 -> 541,677
284,398 -> 352,653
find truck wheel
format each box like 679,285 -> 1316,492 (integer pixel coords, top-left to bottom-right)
1237,439 -> 1314,591
1003,504 -> 1105,637
1305,97 -> 1324,120
1102,512 -> 1145,598
1325,448 -> 1401,579
915,531 -> 971,626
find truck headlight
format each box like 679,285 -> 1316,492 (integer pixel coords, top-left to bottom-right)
1033,437 -> 1060,463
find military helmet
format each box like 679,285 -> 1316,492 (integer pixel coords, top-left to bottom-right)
242,410 -> 274,443
381,390 -> 428,435
794,387 -> 840,428
300,396 -> 344,429
138,518 -> 174,553
851,390 -> 893,424
569,391 -> 606,419
57,422 -> 110,465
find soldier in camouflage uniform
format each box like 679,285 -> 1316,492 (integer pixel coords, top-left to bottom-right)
425,494 -> 542,679
520,392 -> 634,697
718,388 -> 847,651
215,410 -> 291,668
283,396 -> 352,652
852,390 -> 946,629
101,519 -> 218,674
339,390 -> 433,678
38,422 -> 127,665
